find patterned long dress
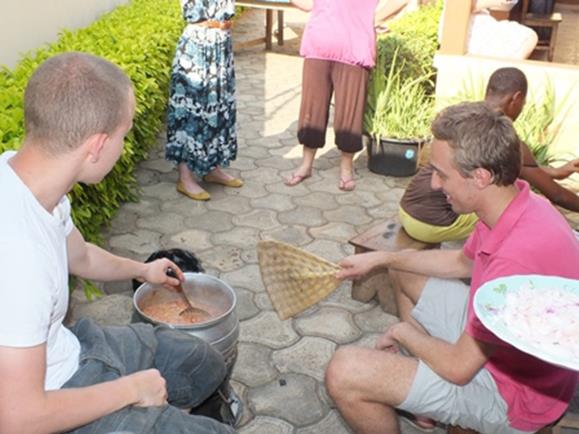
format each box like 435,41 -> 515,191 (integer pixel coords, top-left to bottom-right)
166,0 -> 237,177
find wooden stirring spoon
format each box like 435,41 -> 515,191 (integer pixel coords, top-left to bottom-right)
166,268 -> 211,319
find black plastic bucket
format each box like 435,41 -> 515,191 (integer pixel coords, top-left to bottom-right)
365,135 -> 423,177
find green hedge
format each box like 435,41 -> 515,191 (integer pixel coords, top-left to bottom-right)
0,0 -> 183,244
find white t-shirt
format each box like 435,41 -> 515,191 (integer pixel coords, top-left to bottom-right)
0,151 -> 80,390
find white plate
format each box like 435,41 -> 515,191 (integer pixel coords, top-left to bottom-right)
474,274 -> 579,371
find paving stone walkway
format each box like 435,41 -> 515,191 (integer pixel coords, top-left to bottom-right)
69,6 -> 579,434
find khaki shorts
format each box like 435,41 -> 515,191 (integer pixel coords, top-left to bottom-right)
297,58 -> 369,153
397,278 -> 533,434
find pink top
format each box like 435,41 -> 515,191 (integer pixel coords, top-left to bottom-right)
463,180 -> 579,431
299,0 -> 378,69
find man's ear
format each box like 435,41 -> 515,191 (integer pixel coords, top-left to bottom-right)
471,167 -> 493,188
84,133 -> 108,163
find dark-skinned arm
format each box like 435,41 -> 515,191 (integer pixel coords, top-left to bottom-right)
520,144 -> 579,212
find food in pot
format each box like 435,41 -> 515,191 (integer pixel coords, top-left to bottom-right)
142,298 -> 214,325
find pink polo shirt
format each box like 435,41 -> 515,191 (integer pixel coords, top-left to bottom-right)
463,180 -> 579,431
299,0 -> 378,69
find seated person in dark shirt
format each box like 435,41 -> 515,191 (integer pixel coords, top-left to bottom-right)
399,67 -> 579,243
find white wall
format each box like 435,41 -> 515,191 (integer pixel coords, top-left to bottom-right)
0,0 -> 130,69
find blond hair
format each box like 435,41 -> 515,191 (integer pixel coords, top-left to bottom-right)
24,52 -> 132,153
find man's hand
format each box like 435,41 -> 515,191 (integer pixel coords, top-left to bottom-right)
336,251 -> 388,280
375,324 -> 402,353
125,369 -> 168,407
137,258 -> 184,289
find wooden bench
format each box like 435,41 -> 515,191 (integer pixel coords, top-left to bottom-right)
520,0 -> 562,61
553,412 -> 579,434
235,0 -> 297,50
348,220 -> 439,314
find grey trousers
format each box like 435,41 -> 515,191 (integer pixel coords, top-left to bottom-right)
62,318 -> 235,434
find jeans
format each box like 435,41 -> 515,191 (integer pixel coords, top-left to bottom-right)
62,318 -> 235,434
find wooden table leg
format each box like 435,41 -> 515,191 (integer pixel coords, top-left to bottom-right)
277,10 -> 284,46
265,9 -> 273,50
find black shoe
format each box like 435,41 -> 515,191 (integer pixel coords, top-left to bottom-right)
190,383 -> 243,427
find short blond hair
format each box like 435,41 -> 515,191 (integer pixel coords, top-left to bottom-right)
24,52 -> 132,153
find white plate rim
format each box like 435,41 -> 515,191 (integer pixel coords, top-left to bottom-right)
473,274 -> 579,371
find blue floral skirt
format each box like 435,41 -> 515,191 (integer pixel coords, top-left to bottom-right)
166,25 -> 237,177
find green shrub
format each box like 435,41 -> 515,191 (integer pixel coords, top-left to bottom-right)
364,2 -> 442,138
0,0 -> 183,244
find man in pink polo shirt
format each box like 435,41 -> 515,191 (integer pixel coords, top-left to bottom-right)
330,101 -> 579,433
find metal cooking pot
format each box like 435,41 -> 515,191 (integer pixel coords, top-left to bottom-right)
134,272 -> 239,370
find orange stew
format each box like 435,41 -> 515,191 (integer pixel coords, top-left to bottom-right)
142,299 -> 212,325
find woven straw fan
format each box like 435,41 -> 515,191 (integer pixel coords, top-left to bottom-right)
257,240 -> 341,320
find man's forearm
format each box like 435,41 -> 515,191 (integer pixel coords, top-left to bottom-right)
393,323 -> 466,383
69,243 -> 147,282
392,322 -> 488,386
3,377 -> 138,434
378,248 -> 472,279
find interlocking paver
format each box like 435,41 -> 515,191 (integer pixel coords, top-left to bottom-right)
251,193 -> 296,212
225,180 -> 269,198
261,224 -> 312,246
305,239 -> 350,265
207,195 -> 253,215
140,181 -> 181,201
278,206 -> 327,227
160,197 -> 208,216
108,229 -> 161,257
221,264 -> 264,293
324,204 -> 374,226
212,226 -> 260,248
248,373 -> 327,426
233,208 -> 280,230
294,307 -> 361,344
239,416 -> 293,434
199,245 -> 244,272
233,342 -> 278,387
294,191 -> 340,211
310,221 -> 358,243
163,228 -> 213,252
186,210 -> 234,232
233,287 -> 260,321
137,212 -> 185,235
272,336 -> 336,382
296,410 -> 352,434
240,311 -> 300,349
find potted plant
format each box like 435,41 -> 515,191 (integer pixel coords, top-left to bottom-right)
364,48 -> 435,177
